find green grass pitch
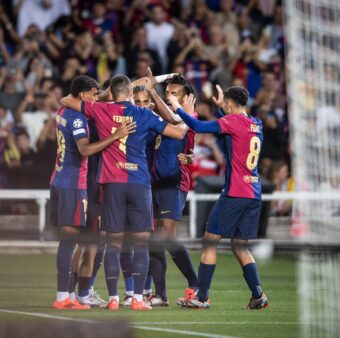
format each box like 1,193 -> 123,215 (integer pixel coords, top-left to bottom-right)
0,252 -> 299,338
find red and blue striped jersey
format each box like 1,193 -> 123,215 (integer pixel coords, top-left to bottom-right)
82,101 -> 167,186
152,127 -> 195,193
217,114 -> 263,200
50,107 -> 89,189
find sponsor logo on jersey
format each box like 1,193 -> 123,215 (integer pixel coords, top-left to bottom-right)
73,119 -> 83,128
244,175 -> 259,183
116,161 -> 138,170
250,124 -> 260,133
73,128 -> 86,135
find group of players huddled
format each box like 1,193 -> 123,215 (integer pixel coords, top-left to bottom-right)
50,68 -> 269,311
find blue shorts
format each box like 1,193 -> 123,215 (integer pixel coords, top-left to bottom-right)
101,183 -> 153,233
50,186 -> 87,227
206,195 -> 261,240
153,186 -> 187,221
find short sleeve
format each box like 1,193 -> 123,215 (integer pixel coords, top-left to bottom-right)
70,114 -> 88,141
81,101 -> 107,120
217,114 -> 238,135
145,109 -> 167,134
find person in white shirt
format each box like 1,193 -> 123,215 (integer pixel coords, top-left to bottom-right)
144,5 -> 174,72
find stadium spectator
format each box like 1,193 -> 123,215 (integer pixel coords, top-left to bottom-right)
144,5 -> 174,72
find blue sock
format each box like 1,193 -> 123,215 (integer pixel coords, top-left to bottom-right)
197,262 -> 216,302
149,249 -> 167,300
242,263 -> 262,299
90,244 -> 105,288
120,247 -> 134,292
168,242 -> 198,288
56,240 -> 76,292
132,245 -> 149,295
78,277 -> 91,297
104,245 -> 121,296
144,274 -> 152,291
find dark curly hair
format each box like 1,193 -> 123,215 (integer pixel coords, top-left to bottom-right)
70,75 -> 99,97
224,86 -> 249,106
165,74 -> 195,97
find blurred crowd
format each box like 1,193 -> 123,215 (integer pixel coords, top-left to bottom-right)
0,0 -> 291,215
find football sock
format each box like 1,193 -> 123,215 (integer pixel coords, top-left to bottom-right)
144,274 -> 153,293
69,292 -> 76,300
90,244 -> 105,288
78,277 -> 91,297
109,295 -> 119,303
132,245 -> 149,296
56,291 -> 69,302
104,245 -> 121,296
242,263 -> 262,299
168,241 -> 198,288
69,272 -> 78,293
149,249 -> 167,300
56,240 -> 76,293
197,262 -> 216,302
133,294 -> 143,302
120,247 -> 134,292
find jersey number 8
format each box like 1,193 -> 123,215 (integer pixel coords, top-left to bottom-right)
246,136 -> 261,170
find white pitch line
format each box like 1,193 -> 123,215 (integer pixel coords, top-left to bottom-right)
0,309 -> 237,338
0,309 -> 97,323
133,326 -> 236,338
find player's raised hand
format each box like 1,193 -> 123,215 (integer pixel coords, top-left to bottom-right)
182,94 -> 196,115
167,93 -> 181,111
146,67 -> 157,87
212,84 -> 224,109
114,120 -> 137,139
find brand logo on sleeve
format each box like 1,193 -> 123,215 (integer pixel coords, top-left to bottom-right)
73,119 -> 83,128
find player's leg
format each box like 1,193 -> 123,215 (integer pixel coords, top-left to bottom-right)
126,183 -> 153,310
77,244 -> 98,305
90,241 -> 105,293
148,233 -> 168,304
69,245 -> 82,300
51,186 -> 89,310
231,199 -> 268,309
101,183 -> 126,310
120,234 -> 134,306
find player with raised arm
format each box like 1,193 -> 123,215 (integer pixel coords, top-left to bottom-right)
142,73 -> 199,306
51,75 -> 135,310
168,86 -> 269,310
60,74 -> 187,311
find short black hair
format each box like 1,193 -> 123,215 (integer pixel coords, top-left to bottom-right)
110,75 -> 131,99
102,79 -> 111,91
133,86 -> 147,94
70,75 -> 99,97
165,74 -> 195,97
224,86 -> 249,106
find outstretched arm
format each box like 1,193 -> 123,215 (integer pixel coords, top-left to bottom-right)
167,94 -> 220,134
76,120 -> 136,157
60,95 -> 82,112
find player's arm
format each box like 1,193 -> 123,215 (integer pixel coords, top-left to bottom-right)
161,123 -> 187,140
60,95 -> 82,112
76,120 -> 136,157
143,67 -> 182,125
167,93 -> 220,133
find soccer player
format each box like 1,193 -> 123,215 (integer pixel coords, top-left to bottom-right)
168,86 -> 269,310
51,75 -> 135,310
60,74 -> 187,311
146,74 -> 199,306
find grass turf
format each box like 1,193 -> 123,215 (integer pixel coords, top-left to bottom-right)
0,252 -> 299,338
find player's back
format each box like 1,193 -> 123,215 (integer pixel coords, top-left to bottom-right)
82,101 -> 167,186
50,108 -> 88,189
217,113 -> 263,200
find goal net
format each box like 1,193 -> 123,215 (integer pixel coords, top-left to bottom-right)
285,0 -> 340,337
